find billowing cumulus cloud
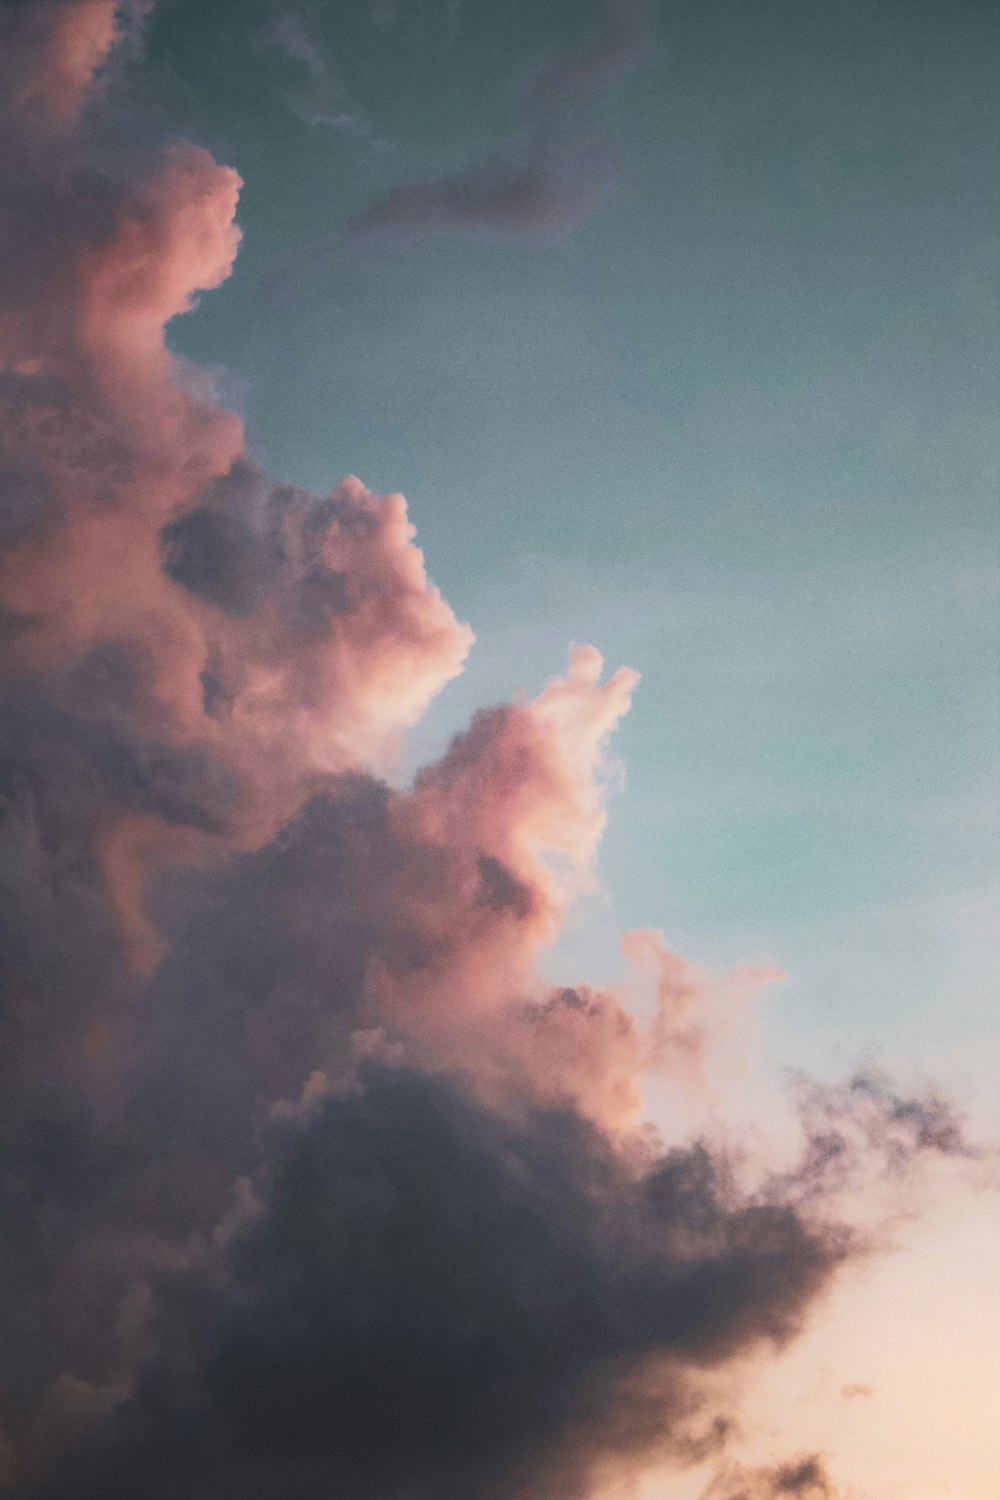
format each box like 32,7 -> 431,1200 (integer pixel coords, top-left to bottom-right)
0,5 -> 991,1499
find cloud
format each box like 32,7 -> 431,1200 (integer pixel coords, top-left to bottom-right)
0,0 -> 145,127
0,373 -> 71,409
702,1452 -> 838,1500
525,0 -> 654,106
351,0 -> 651,245
265,0 -> 652,292
30,1064 -> 852,1500
342,143 -> 618,248
258,10 -> 382,141
0,5 -> 992,1499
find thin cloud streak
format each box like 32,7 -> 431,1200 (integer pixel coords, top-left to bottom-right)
257,9 -> 386,143
264,0 -> 652,296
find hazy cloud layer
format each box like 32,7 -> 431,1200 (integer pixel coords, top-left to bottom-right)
0,5 -> 990,1499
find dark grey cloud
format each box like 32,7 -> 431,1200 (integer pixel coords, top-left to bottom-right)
0,457 -> 52,547
703,1451 -> 837,1500
26,1063 -> 849,1500
786,1067 -> 988,1200
0,373 -> 71,409
2,662 -> 239,839
161,460 -> 290,618
160,458 -> 362,629
2,722 -> 982,1499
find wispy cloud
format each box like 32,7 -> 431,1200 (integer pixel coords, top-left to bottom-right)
701,1452 -> 838,1500
257,8 -> 389,144
346,0 -> 652,244
266,0 -> 652,294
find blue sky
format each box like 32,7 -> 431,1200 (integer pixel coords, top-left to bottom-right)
159,0 -> 999,1093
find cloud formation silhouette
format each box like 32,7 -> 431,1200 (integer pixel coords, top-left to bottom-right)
0,6 -> 989,1499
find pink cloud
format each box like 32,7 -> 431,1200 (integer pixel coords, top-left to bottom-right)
0,8 -> 993,1499
10,0 -> 125,125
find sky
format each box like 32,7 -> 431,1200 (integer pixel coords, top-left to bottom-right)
157,0 -> 999,1069
0,3 -> 997,1499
